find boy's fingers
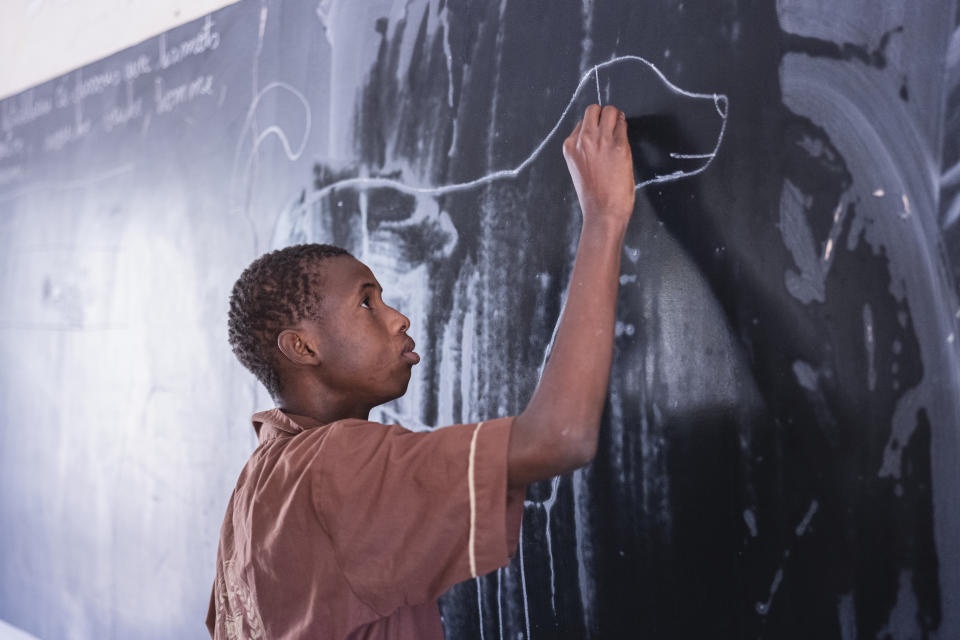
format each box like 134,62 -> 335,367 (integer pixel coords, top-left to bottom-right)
582,104 -> 602,131
599,105 -> 621,136
613,109 -> 628,143
564,120 -> 583,153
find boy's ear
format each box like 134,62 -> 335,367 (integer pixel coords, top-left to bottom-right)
277,329 -> 320,365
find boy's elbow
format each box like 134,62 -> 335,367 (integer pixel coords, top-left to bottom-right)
511,412 -> 599,483
553,426 -> 597,472
569,433 -> 598,468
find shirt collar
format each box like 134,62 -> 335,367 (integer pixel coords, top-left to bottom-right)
251,408 -> 325,443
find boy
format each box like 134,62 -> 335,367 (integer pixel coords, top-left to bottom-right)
206,104 -> 635,638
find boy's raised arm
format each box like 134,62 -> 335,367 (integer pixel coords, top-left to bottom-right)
507,104 -> 636,489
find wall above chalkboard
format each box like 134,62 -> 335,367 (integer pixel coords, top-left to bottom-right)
0,0 -> 240,100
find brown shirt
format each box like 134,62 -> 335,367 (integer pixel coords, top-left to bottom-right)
206,409 -> 526,639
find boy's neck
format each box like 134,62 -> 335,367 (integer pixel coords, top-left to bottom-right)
276,392 -> 372,426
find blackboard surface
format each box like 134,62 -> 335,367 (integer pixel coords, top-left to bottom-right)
1,1 -> 958,638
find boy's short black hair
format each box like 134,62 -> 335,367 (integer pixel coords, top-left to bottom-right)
228,243 -> 351,399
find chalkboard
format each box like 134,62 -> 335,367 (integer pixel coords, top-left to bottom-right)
1,1 -> 958,638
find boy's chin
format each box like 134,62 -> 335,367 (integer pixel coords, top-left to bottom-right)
384,379 -> 410,402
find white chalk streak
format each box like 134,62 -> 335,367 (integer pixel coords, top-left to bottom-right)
944,193 -> 960,229
823,237 -> 835,261
669,152 -> 714,159
594,65 -> 601,105
497,568 -> 504,640
524,475 -> 562,615
0,163 -> 135,203
941,160 -> 960,189
476,576 -> 485,640
756,566 -> 784,615
518,521 -> 531,640
795,499 -> 820,536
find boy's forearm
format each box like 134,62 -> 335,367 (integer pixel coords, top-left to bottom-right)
519,215 -> 626,461
508,104 -> 634,485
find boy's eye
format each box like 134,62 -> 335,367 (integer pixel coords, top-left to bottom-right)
361,296 -> 371,309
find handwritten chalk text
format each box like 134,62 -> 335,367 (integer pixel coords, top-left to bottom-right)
154,74 -> 215,114
0,16 -> 224,148
124,55 -> 153,82
74,70 -> 122,104
158,16 -> 221,70
1,92 -> 53,133
0,136 -> 25,161
103,98 -> 143,132
44,119 -> 92,152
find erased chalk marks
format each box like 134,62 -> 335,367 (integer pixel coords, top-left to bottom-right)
229,3 -> 314,254
755,565 -> 784,615
877,570 -> 921,639
864,303 -> 876,391
780,179 -> 847,304
756,499 -> 820,616
780,41 -> 960,635
795,499 -> 819,536
939,24 -> 960,230
315,0 -> 336,47
943,166 -> 960,229
792,360 -> 818,391
824,202 -> 844,261
878,385 -> 922,481
838,591 -> 857,640
744,508 -> 759,537
900,193 -> 911,219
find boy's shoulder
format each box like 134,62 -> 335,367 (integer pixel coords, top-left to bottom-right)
252,408 -> 383,442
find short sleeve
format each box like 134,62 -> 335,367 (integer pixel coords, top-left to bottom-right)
314,416 -> 526,616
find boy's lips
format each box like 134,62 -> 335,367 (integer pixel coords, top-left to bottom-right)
402,338 -> 420,364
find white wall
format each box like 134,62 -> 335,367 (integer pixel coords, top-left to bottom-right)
0,0 -> 241,100
0,620 -> 39,640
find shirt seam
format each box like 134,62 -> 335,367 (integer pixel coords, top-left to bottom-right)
467,421 -> 485,578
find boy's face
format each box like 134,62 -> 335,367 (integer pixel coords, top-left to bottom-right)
298,254 -> 417,405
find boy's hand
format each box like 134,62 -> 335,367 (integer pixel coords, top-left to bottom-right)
562,104 -> 635,226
